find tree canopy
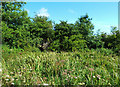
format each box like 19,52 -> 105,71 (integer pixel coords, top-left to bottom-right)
1,2 -> 120,55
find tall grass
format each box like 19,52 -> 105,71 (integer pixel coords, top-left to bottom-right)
1,46 -> 119,85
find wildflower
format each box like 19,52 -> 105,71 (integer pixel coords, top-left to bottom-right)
19,53 -> 22,55
68,75 -> 71,77
23,80 -> 26,83
78,82 -> 85,85
61,60 -> 65,63
5,79 -> 9,81
11,83 -> 14,85
93,76 -> 95,78
65,78 -> 68,80
68,71 -> 72,73
43,83 -> 49,86
11,78 -> 14,81
6,75 -> 9,77
64,69 -> 67,72
74,76 -> 77,79
62,72 -> 67,75
10,72 -> 14,75
0,69 -> 2,72
96,74 -> 101,79
89,68 -> 94,71
43,77 -> 47,80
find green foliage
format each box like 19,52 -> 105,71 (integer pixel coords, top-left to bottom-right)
87,29 -> 104,49
96,48 -> 114,56
32,16 -> 54,41
75,14 -> 94,39
54,21 -> 87,51
2,49 -> 119,85
64,34 -> 87,51
2,2 -> 27,29
48,39 -> 60,51
101,27 -> 120,55
1,2 -> 119,54
1,2 -> 120,86
2,2 -> 32,49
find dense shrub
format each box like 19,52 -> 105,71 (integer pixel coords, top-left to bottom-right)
1,2 -> 120,54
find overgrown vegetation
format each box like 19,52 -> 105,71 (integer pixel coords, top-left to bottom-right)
1,2 -> 120,86
2,2 -> 120,54
2,47 -> 119,85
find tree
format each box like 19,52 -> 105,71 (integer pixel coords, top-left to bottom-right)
54,21 -> 75,51
2,2 -> 32,48
75,14 -> 94,40
31,16 -> 55,50
101,26 -> 120,55
63,34 -> 87,51
74,14 -> 94,49
51,21 -> 87,51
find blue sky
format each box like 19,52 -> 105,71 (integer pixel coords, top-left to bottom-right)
23,2 -> 118,34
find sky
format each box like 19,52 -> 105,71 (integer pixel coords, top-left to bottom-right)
23,2 -> 118,34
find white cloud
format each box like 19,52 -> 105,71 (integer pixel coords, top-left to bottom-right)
37,8 -> 50,17
68,9 -> 75,14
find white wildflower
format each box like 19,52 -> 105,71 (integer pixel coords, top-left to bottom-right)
6,75 -> 9,77
78,82 -> 85,85
74,77 -> 77,79
23,80 -> 26,83
5,79 -> 9,81
0,69 -> 2,72
68,75 -> 71,77
11,83 -> 14,85
65,78 -> 68,80
93,76 -> 95,78
43,83 -> 49,86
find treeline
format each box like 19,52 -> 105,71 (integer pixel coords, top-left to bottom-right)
1,2 -> 120,55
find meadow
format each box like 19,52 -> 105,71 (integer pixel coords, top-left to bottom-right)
1,45 -> 119,86
1,2 -> 120,86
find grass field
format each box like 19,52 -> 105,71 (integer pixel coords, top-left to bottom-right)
1,46 -> 119,85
